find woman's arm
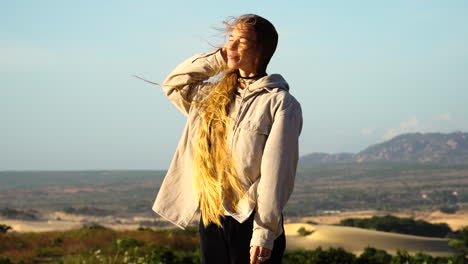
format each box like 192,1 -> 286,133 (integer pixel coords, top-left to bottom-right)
250,97 -> 303,250
161,48 -> 227,116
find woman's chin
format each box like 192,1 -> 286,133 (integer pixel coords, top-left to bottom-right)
227,61 -> 240,70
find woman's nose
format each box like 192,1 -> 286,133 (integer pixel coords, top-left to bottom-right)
226,40 -> 238,50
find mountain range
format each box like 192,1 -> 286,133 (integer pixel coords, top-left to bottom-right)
299,132 -> 468,165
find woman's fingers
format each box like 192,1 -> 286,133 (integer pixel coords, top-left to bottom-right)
258,247 -> 272,262
221,47 -> 227,62
250,246 -> 259,264
250,246 -> 272,264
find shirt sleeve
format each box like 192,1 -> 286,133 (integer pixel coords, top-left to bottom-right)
250,99 -> 303,250
161,48 -> 226,116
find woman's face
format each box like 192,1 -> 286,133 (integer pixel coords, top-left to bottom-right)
224,23 -> 260,75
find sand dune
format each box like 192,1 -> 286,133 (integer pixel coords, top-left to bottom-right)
0,211 -> 143,232
0,219 -> 82,232
423,210 -> 468,230
284,223 -> 455,257
297,209 -> 468,230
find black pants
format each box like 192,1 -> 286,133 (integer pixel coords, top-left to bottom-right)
199,212 -> 286,264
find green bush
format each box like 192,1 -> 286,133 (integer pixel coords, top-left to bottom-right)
283,247 -> 467,264
35,247 -> 62,257
356,247 -> 392,264
163,226 -> 199,237
0,224 -> 12,234
297,226 -> 313,236
137,226 -> 153,231
52,236 -> 64,246
449,226 -> 468,257
117,238 -> 145,250
439,205 -> 459,214
339,215 -> 452,238
145,246 -> 200,264
81,223 -> 108,230
0,258 -> 13,264
283,247 -> 356,264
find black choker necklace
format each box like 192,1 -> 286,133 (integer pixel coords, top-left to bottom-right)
238,73 -> 267,79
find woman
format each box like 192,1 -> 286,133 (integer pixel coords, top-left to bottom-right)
151,14 -> 302,264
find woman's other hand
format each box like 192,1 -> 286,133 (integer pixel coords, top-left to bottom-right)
250,245 -> 271,264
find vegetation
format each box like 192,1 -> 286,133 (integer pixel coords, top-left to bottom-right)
0,258 -> 13,264
297,226 -> 313,236
0,208 -> 38,220
0,170 -> 166,218
355,247 -> 392,264
283,247 -> 356,264
283,247 -> 466,264
0,225 -> 199,263
338,215 -> 453,238
288,162 -> 468,215
440,205 -> 460,214
0,225 -> 467,264
0,168 -> 466,263
449,226 -> 468,258
0,224 -> 12,234
1,165 -> 467,218
62,206 -> 115,216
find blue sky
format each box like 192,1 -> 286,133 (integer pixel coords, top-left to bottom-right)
1,0 -> 467,170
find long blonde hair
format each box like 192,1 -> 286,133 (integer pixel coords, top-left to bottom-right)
192,70 -> 246,227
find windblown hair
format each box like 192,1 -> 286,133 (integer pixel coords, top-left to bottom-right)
192,70 -> 244,227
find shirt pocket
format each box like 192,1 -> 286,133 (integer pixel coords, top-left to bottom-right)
238,120 -> 271,135
234,119 -> 271,184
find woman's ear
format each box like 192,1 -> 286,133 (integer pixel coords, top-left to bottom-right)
255,47 -> 267,73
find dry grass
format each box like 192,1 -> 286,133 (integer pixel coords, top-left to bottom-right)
0,226 -> 199,263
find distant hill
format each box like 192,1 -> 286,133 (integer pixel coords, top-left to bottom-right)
300,132 -> 468,165
299,152 -> 355,165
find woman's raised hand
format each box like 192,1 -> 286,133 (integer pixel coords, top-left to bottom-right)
221,47 -> 228,63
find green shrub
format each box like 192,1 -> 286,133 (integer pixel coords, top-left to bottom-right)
0,257 -> 13,264
146,246 -> 175,264
35,247 -> 62,257
16,240 -> 28,249
356,247 -> 392,264
81,223 -> 108,230
389,249 -> 412,264
117,238 -> 145,250
0,224 -> 12,234
339,215 -> 452,238
283,247 -> 356,264
440,205 -> 459,214
137,226 -> 153,232
449,226 -> 468,257
297,226 -> 313,236
163,226 -> 199,237
52,236 -> 64,246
